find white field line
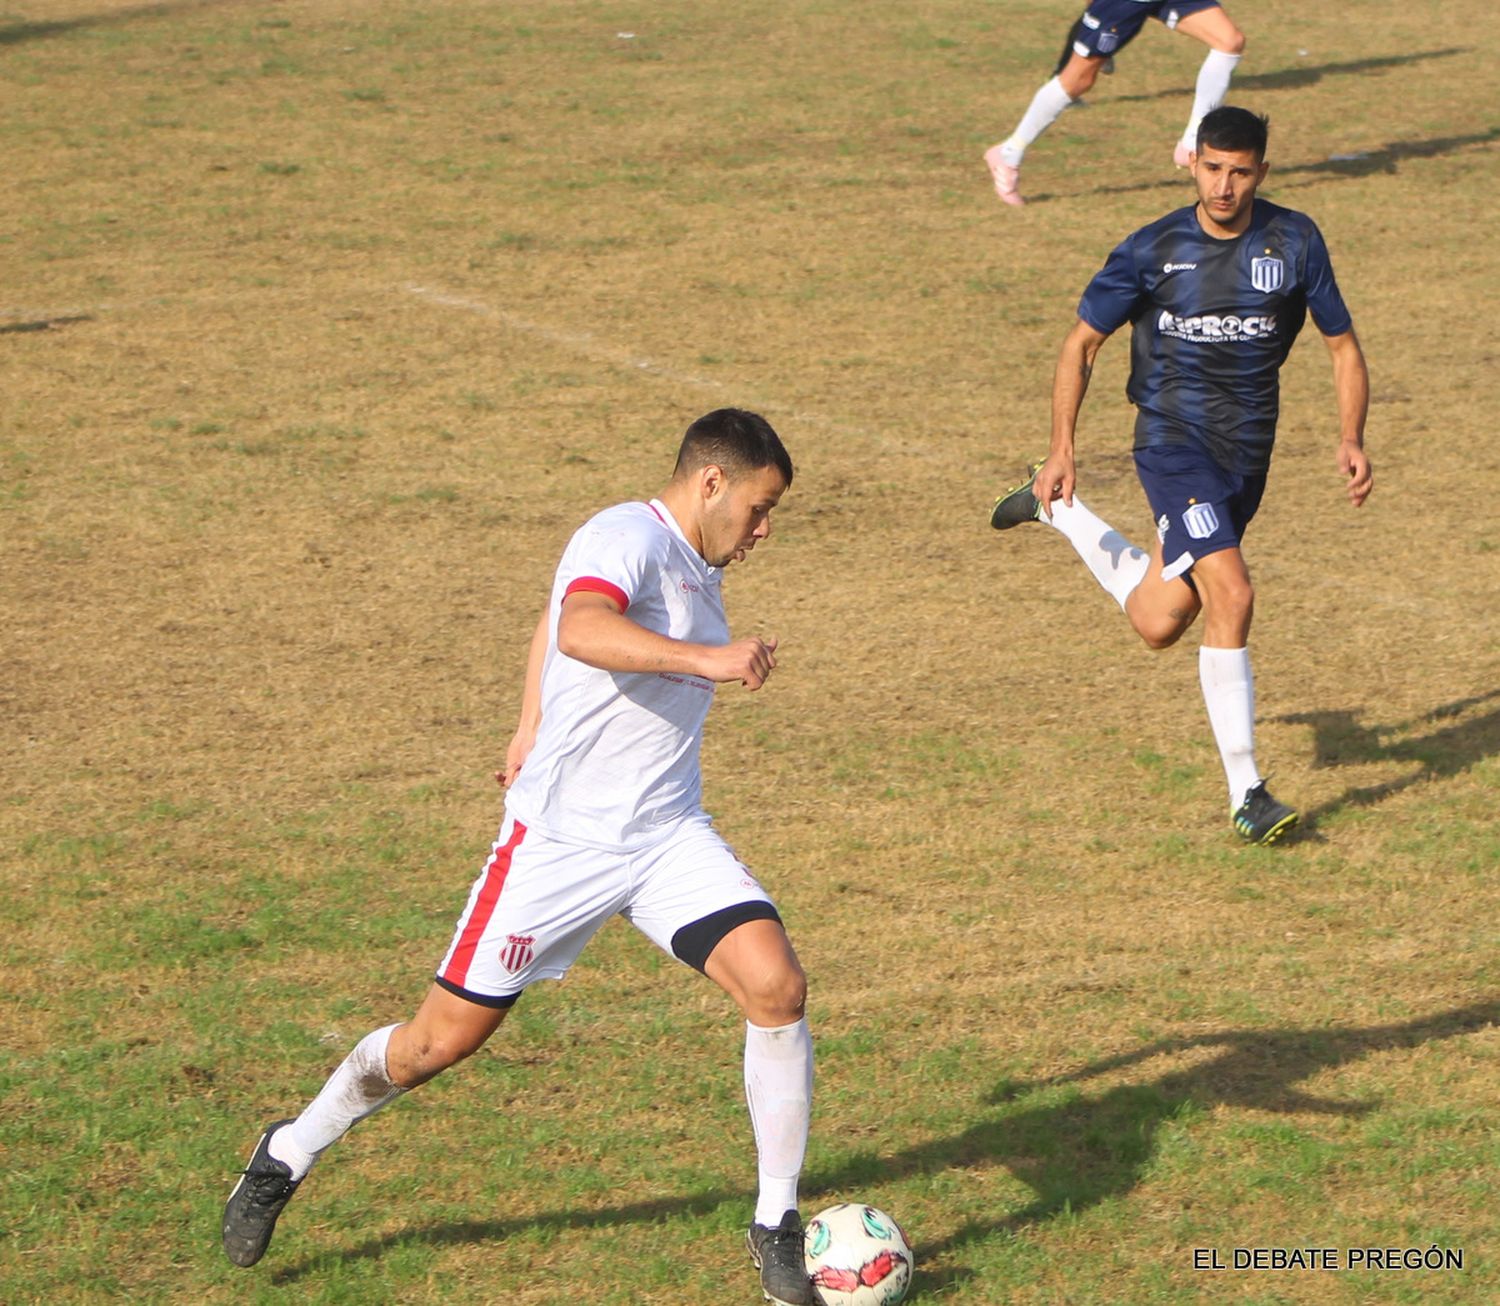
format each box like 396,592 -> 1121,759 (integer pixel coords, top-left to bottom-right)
401,282 -> 863,440
404,283 -> 731,396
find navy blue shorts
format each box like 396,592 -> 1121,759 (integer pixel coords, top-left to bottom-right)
1134,443 -> 1266,581
1073,0 -> 1221,59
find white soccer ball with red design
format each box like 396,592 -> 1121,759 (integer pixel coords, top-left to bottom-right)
803,1202 -> 913,1306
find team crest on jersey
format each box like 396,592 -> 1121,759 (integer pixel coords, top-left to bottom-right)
1183,502 -> 1220,540
1097,30 -> 1120,53
500,933 -> 536,972
1251,256 -> 1284,293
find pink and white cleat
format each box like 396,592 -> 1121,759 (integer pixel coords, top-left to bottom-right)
1173,141 -> 1194,169
983,144 -> 1025,207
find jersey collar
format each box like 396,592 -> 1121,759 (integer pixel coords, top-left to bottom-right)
648,498 -> 718,576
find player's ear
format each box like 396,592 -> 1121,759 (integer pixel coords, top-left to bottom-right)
701,463 -> 728,500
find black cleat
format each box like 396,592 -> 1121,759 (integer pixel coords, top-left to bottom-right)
990,462 -> 1044,530
747,1209 -> 815,1306
222,1119 -> 302,1267
1233,781 -> 1299,845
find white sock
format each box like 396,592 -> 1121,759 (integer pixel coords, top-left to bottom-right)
1001,76 -> 1075,165
744,1018 -> 813,1228
1199,646 -> 1261,808
269,1024 -> 405,1180
1180,50 -> 1241,149
1045,496 -> 1150,610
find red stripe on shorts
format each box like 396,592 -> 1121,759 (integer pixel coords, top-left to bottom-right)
441,821 -> 527,988
563,576 -> 629,612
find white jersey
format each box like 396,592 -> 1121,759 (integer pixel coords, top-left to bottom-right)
504,498 -> 729,850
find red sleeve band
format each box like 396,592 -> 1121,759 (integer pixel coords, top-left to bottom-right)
564,576 -> 629,613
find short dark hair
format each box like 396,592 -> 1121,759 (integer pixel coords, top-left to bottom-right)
1197,106 -> 1269,160
674,408 -> 793,487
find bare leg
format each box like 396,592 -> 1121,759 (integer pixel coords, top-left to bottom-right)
1123,531 -> 1202,649
387,983 -> 511,1087
705,920 -> 812,1232
985,53 -> 1105,205
270,983 -> 509,1179
1172,7 -> 1246,164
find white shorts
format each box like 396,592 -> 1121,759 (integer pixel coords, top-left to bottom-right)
434,812 -> 779,1007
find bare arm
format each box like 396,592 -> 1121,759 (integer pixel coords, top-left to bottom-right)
1323,327 -> 1373,507
557,591 -> 779,690
499,608 -> 549,787
1035,317 -> 1113,516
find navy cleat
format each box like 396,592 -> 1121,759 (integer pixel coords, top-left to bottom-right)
990,462 -> 1044,530
747,1209 -> 816,1306
222,1119 -> 302,1267
1233,781 -> 1299,846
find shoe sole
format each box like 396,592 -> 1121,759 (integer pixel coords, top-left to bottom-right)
989,463 -> 1044,530
1238,811 -> 1299,846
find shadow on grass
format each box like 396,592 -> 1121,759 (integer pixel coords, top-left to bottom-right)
267,1001 -> 1498,1295
1108,48 -> 1470,104
1277,689 -> 1500,831
901,1001 -> 1499,1291
1024,125 -> 1500,205
0,1 -> 226,46
0,315 -> 95,335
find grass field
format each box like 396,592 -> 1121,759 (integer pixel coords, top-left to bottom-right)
3,1 -> 1498,1302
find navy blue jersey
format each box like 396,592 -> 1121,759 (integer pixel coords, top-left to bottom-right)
1078,199 -> 1353,474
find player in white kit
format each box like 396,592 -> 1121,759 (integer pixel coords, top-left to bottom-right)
222,410 -> 817,1306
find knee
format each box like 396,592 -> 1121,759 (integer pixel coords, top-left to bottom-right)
1059,58 -> 1100,98
398,1021 -> 486,1081
1219,29 -> 1246,56
1134,626 -> 1182,653
1213,577 -> 1255,621
1130,609 -> 1190,650
743,962 -> 808,1027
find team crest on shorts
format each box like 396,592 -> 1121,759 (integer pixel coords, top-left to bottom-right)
1251,256 -> 1284,293
500,933 -> 536,972
1183,502 -> 1220,540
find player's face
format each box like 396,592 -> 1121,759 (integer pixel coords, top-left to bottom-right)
701,463 -> 787,567
1191,145 -> 1268,234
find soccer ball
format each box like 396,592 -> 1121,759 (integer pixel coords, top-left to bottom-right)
803,1202 -> 913,1306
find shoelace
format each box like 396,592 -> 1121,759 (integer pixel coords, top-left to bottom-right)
241,1169 -> 296,1204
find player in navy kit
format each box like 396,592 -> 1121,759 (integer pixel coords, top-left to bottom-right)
986,1 -> 1245,207
990,107 -> 1372,843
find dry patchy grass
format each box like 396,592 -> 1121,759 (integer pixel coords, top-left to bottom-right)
3,1 -> 1498,1302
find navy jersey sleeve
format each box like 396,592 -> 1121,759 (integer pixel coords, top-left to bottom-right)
1302,221 -> 1353,336
1078,232 -> 1145,334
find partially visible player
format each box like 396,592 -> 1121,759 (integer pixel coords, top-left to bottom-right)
222,409 -> 818,1306
989,108 -> 1372,843
985,1 -> 1245,207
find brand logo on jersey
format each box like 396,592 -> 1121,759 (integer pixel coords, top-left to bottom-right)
1163,262 -> 1198,274
679,579 -> 700,593
1251,256 -> 1284,293
499,934 -> 535,972
1157,513 -> 1171,542
1183,502 -> 1220,540
1156,310 -> 1277,342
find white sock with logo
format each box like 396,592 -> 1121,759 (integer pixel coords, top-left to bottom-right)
744,1017 -> 813,1228
269,1024 -> 405,1180
1045,496 -> 1150,610
1180,50 -> 1241,150
1199,645 -> 1261,808
1000,76 -> 1075,165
